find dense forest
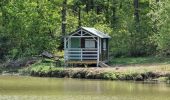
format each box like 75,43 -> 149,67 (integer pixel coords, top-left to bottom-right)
0,0 -> 170,61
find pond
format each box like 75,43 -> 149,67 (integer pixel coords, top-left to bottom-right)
0,76 -> 170,100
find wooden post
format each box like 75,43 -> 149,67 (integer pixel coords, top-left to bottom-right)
107,39 -> 109,62
80,29 -> 82,61
81,29 -> 82,36
64,37 -> 67,67
81,49 -> 83,61
68,37 -> 71,49
99,38 -> 101,54
97,37 -> 100,67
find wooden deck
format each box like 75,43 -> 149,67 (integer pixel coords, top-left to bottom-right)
66,60 -> 97,64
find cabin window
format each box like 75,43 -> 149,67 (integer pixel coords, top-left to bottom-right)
85,39 -> 95,48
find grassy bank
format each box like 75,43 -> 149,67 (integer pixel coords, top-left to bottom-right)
1,57 -> 170,82
20,62 -> 170,82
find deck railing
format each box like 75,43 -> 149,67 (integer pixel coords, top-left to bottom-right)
64,48 -> 98,61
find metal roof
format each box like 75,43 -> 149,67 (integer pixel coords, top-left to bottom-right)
81,27 -> 111,38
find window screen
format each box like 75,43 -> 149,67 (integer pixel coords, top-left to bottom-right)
85,39 -> 95,48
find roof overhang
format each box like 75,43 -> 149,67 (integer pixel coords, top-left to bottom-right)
65,27 -> 111,39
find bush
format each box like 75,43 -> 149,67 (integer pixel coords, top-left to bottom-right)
102,72 -> 117,80
116,73 -> 126,80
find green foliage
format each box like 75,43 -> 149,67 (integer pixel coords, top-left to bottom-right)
0,0 -> 61,59
20,61 -> 64,76
149,0 -> 170,55
1,0 -> 170,60
102,72 -> 117,80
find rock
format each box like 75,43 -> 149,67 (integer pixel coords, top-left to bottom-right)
5,57 -> 39,68
6,60 -> 25,68
115,67 -> 119,70
41,51 -> 53,58
25,59 -> 37,66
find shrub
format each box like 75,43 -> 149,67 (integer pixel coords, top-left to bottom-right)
116,73 -> 126,80
102,72 -> 117,80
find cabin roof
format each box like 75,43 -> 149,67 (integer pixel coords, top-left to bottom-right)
81,27 -> 111,38
67,27 -> 111,38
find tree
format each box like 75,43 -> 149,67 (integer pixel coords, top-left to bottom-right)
61,0 -> 67,36
150,0 -> 170,55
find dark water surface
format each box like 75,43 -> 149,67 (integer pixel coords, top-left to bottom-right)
0,76 -> 170,100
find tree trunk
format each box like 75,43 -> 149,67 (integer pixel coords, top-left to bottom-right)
61,0 -> 67,36
156,0 -> 159,2
85,0 -> 89,13
134,0 -> 139,23
105,0 -> 110,23
130,0 -> 140,56
78,6 -> 81,28
1,0 -> 8,27
59,0 -> 67,50
111,5 -> 116,28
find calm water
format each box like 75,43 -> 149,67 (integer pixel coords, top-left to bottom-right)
0,76 -> 170,100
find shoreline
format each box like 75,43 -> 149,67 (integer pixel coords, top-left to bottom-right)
19,66 -> 170,83
1,69 -> 170,83
1,59 -> 170,83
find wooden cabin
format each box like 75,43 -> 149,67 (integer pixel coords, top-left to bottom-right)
64,27 -> 111,67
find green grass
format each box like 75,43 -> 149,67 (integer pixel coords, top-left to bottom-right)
19,62 -> 64,76
109,57 -> 170,65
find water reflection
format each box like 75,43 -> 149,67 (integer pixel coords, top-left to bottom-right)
0,76 -> 170,100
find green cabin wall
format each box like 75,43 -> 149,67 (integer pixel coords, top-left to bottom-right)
71,38 -> 81,48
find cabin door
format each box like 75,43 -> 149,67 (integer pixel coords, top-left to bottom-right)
102,39 -> 107,61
